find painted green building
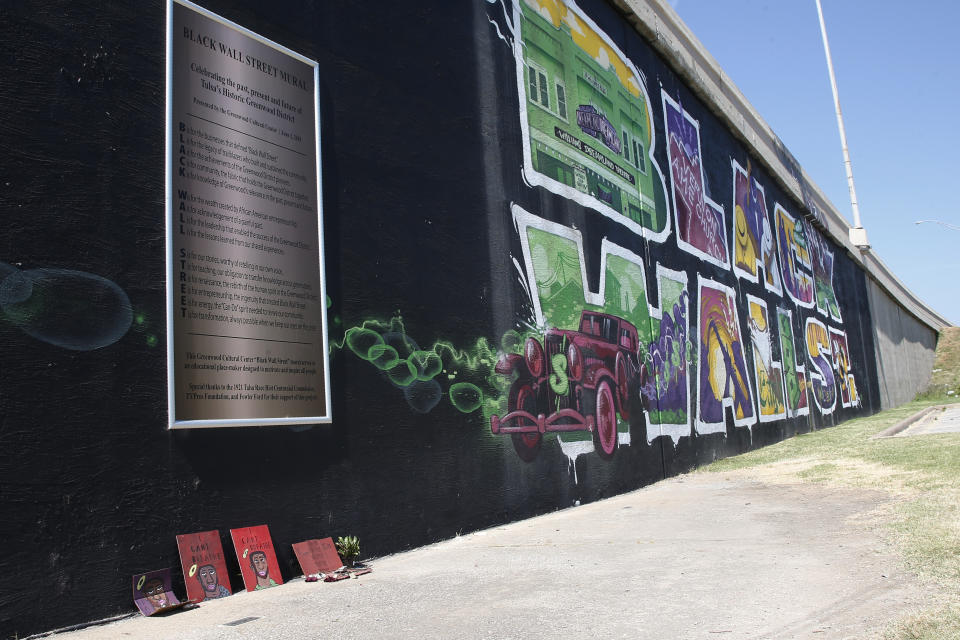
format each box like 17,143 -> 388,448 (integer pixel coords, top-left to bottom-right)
519,2 -> 667,233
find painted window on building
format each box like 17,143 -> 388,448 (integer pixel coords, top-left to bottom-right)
621,122 -> 647,174
556,82 -> 567,120
633,137 -> 645,173
528,62 -> 550,110
528,63 -> 550,110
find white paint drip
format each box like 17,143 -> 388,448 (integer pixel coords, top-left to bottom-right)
486,16 -> 510,46
557,437 -> 593,473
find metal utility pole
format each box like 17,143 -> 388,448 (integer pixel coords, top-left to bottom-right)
915,220 -> 960,232
816,0 -> 870,249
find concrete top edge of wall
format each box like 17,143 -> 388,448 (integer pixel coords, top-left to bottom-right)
611,0 -> 953,332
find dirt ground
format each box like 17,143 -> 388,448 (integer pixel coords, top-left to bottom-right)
53,468 -> 927,640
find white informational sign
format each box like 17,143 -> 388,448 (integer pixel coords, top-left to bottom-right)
166,0 -> 331,427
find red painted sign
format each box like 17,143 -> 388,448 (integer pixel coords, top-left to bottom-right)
292,537 -> 343,575
176,530 -> 233,602
230,525 -> 284,591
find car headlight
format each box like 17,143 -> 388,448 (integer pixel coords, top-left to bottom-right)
524,337 -> 544,377
567,342 -> 583,381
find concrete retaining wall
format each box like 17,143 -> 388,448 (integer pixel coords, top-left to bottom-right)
866,278 -> 939,408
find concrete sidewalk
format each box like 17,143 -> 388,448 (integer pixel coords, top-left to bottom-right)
53,472 -> 925,640
897,404 -> 960,437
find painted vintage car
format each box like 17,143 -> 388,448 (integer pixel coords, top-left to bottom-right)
490,310 -> 646,461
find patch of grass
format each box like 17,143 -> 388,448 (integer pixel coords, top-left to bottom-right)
883,604 -> 960,640
919,327 -> 960,401
702,398 -> 960,638
914,387 -> 957,402
795,462 -> 837,482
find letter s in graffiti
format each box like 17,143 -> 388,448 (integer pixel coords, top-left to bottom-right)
549,352 -> 569,395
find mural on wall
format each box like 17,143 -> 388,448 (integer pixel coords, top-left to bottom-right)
776,307 -> 810,418
731,161 -> 781,294
449,0 -> 867,463
697,277 -> 756,434
327,0 -> 872,467
505,0 -> 671,241
662,92 -> 729,268
746,295 -> 786,422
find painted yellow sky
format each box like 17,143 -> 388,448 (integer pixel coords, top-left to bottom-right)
524,0 -> 642,99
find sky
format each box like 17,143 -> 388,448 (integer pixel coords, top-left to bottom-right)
670,0 -> 960,326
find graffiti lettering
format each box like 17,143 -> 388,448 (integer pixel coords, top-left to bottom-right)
829,327 -> 858,408
663,92 -> 729,268
805,318 -> 837,414
731,160 -> 781,294
775,204 -> 815,308
697,277 -> 756,433
776,307 -> 810,418
643,266 -> 690,444
746,296 -> 786,422
484,0 -> 864,465
807,224 -> 842,322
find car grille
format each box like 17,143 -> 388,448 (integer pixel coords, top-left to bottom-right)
546,335 -> 563,361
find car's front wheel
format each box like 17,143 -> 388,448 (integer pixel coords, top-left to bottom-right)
509,382 -> 542,462
593,379 -> 617,458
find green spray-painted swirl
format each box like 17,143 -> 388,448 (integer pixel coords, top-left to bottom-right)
333,314 -> 506,415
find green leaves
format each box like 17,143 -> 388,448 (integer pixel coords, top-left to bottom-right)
335,535 -> 360,560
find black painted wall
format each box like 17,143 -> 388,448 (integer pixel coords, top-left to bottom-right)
0,1 -> 885,635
